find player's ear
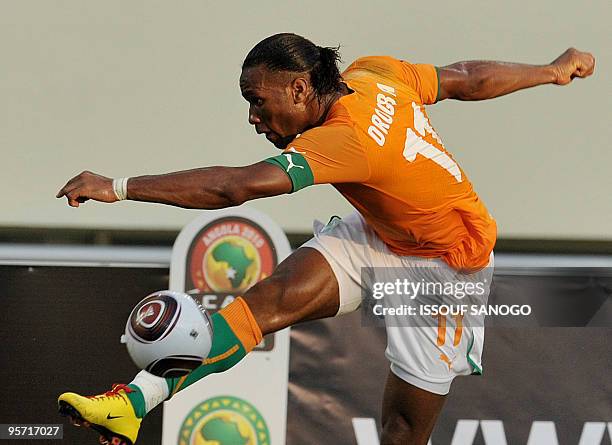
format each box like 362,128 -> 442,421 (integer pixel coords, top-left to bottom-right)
291,76 -> 310,105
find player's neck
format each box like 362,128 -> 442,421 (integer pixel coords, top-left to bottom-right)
311,85 -> 350,127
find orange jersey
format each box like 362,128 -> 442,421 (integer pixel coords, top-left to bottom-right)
265,56 -> 497,270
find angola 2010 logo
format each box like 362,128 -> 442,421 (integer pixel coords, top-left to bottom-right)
185,216 -> 278,351
187,217 -> 276,295
178,396 -> 270,445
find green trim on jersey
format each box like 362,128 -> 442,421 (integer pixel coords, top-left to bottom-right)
264,152 -> 314,192
466,336 -> 483,375
434,66 -> 442,103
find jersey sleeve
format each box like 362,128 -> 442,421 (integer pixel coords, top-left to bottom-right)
398,61 -> 439,105
264,124 -> 370,193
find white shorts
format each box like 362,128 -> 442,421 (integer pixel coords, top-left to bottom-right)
302,212 -> 494,395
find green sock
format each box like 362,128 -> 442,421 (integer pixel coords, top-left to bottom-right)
164,311 -> 249,396
125,385 -> 147,418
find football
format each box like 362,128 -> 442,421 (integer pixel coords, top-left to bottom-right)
121,290 -> 213,378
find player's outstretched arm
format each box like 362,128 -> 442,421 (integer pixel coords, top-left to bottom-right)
435,48 -> 595,101
55,162 -> 292,208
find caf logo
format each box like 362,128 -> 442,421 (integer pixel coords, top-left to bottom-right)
187,217 -> 277,294
178,396 -> 270,445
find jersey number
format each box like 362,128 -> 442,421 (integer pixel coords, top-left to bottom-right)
433,313 -> 464,347
402,102 -> 462,183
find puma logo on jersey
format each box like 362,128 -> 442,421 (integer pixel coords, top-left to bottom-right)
284,153 -> 304,172
368,82 -> 397,147
440,353 -> 453,370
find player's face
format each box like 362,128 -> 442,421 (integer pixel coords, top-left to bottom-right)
240,65 -> 312,149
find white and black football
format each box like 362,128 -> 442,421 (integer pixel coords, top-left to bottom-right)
122,291 -> 213,378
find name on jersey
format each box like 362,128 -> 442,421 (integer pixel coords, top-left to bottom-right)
367,83 -> 397,147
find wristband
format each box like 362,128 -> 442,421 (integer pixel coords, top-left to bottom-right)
112,177 -> 130,201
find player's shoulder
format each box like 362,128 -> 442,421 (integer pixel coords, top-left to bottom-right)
347,55 -> 402,69
344,55 -> 438,105
344,55 -> 405,79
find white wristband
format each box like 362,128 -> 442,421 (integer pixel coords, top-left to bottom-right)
112,177 -> 130,201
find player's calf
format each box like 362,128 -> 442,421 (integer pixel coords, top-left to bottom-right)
380,371 -> 446,445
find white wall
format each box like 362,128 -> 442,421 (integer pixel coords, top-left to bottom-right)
2,0 -> 610,238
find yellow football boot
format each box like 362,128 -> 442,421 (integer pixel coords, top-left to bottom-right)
58,384 -> 141,445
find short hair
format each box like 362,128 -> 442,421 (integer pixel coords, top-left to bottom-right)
242,33 -> 342,98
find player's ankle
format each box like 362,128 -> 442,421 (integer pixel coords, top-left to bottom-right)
124,384 -> 148,418
127,371 -> 171,418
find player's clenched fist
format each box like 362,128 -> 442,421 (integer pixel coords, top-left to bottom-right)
56,171 -> 118,207
550,48 -> 595,85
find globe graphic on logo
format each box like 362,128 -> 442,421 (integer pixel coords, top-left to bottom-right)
193,411 -> 257,445
179,396 -> 270,445
203,236 -> 261,292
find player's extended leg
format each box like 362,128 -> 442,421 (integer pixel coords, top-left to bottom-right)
380,370 -> 446,445
162,246 -> 339,397
58,247 -> 340,445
